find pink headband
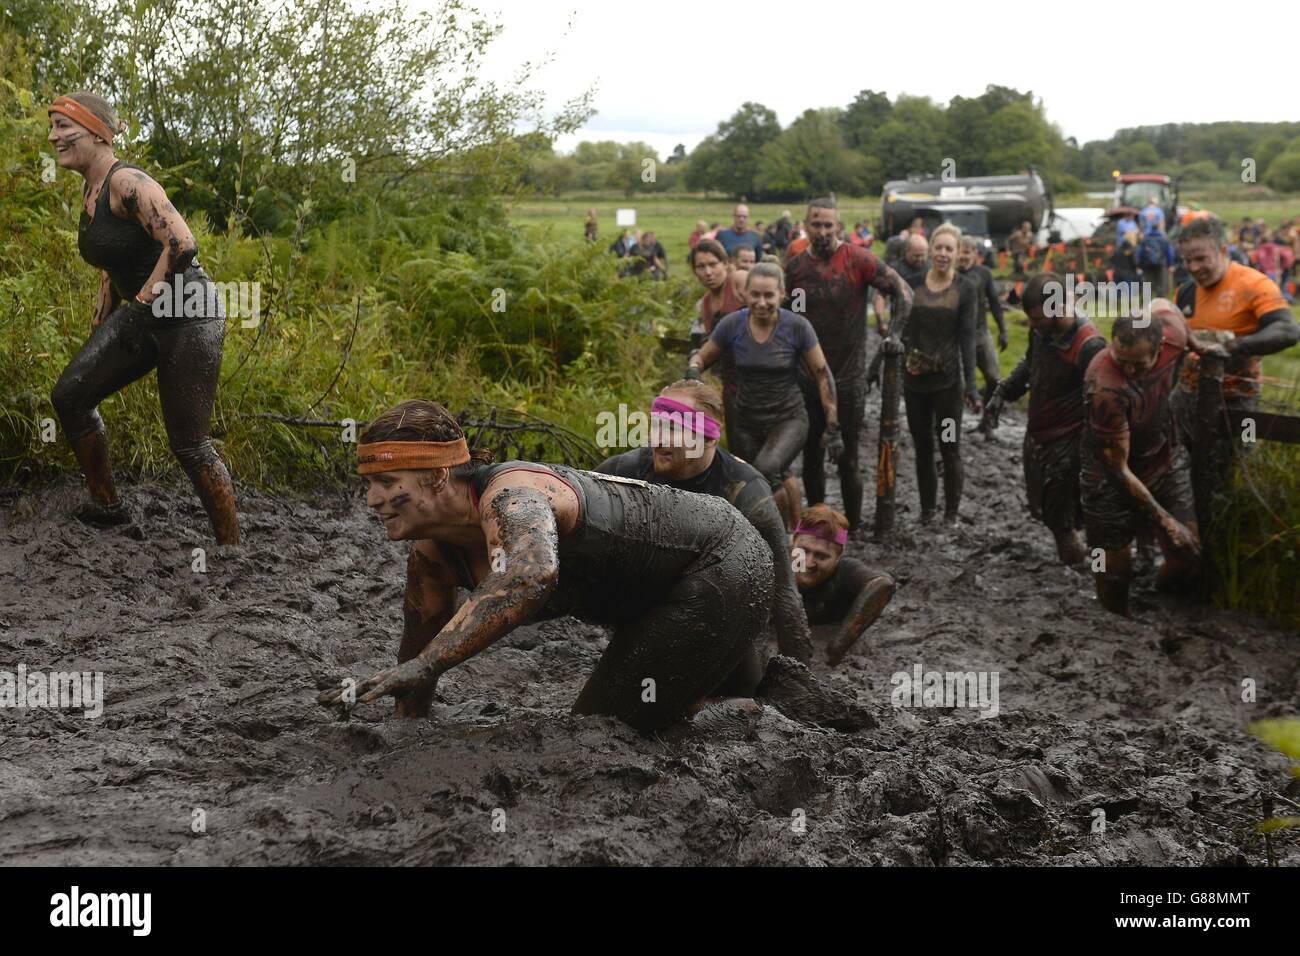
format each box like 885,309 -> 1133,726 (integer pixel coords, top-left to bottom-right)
794,524 -> 848,547
651,396 -> 722,441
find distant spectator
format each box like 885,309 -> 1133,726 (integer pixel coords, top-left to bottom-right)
1137,227 -> 1176,298
705,221 -> 721,240
1255,233 -> 1295,287
762,220 -> 781,257
687,219 -> 708,250
1116,213 -> 1139,249
1112,228 -> 1141,301
584,209 -> 598,243
630,229 -> 668,280
1139,197 -> 1165,236
714,203 -> 765,262
609,229 -> 636,258
894,233 -> 930,286
773,212 -> 793,252
909,216 -> 926,239
884,228 -> 911,267
1007,221 -> 1033,274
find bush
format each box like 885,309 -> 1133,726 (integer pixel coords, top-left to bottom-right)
1264,152 -> 1300,193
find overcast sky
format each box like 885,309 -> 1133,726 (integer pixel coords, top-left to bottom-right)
440,0 -> 1295,159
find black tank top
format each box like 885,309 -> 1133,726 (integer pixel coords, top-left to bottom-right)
462,460 -> 748,625
903,277 -> 963,393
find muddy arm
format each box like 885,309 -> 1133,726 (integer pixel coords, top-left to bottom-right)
741,491 -> 812,663
826,568 -> 896,666
1096,438 -> 1194,558
394,541 -> 459,717
997,335 -> 1034,403
1228,308 -> 1299,356
417,487 -> 560,675
117,170 -> 197,303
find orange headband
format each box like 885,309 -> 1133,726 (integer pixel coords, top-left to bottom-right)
48,96 -> 115,144
356,439 -> 471,475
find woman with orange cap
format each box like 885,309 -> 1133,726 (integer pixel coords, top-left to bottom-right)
46,92 -> 238,542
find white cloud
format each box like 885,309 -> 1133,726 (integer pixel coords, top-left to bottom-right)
428,0 -> 1297,155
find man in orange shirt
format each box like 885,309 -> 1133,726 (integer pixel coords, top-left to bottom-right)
1172,217 -> 1298,515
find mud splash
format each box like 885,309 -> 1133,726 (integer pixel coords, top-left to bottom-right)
1,402 -> 1296,865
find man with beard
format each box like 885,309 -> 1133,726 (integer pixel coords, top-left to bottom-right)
597,379 -> 814,677
784,196 -> 914,532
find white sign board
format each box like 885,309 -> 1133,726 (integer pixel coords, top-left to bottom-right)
616,208 -> 637,227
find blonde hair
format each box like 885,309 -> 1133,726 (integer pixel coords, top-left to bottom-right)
931,223 -> 962,247
745,261 -> 785,292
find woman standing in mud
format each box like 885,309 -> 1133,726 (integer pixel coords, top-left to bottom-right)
317,400 -> 774,732
687,262 -> 840,526
46,93 -> 239,543
687,238 -> 747,446
900,223 -> 980,525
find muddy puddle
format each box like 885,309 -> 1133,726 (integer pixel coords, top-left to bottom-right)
1,397 -> 1296,866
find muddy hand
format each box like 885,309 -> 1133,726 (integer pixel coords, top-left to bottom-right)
980,394 -> 1004,431
965,391 -> 983,415
1160,517 -> 1200,559
317,657 -> 438,708
822,422 -> 844,464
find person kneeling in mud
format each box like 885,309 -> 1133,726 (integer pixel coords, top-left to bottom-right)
790,505 -> 895,665
316,400 -> 774,733
981,273 -> 1106,565
1082,303 -> 1200,616
596,379 -> 814,684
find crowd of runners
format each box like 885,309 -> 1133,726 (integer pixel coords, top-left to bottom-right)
44,91 -> 1300,734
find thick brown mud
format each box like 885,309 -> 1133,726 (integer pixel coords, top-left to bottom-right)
1,400 -> 1297,866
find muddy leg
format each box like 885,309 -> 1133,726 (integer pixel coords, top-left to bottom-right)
51,306 -> 157,523
780,477 -> 802,531
1053,528 -> 1087,566
826,574 -> 895,665
156,318 -> 240,545
904,389 -> 938,521
1094,547 -> 1132,616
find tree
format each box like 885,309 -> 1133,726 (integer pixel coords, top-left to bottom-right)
1265,152 -> 1300,193
840,89 -> 892,151
754,109 -> 877,201
682,101 -> 780,197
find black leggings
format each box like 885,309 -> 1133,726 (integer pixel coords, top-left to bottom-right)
52,307 -> 226,482
731,409 -> 808,492
571,522 -> 773,731
803,376 -> 867,528
904,383 -> 964,517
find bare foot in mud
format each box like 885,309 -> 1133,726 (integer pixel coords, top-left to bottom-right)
756,656 -> 878,732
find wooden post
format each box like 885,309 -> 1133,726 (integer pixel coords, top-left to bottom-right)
873,291 -> 910,541
1192,352 -> 1226,534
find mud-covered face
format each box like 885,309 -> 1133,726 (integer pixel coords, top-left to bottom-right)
793,534 -> 841,589
693,251 -> 727,291
1111,337 -> 1158,380
365,470 -> 448,539
649,391 -> 714,478
48,113 -> 103,171
807,206 -> 838,256
1180,238 -> 1229,288
747,275 -> 781,321
930,234 -> 956,272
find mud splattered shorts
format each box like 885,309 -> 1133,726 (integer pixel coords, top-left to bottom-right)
1023,431 -> 1083,534
1081,445 -> 1195,552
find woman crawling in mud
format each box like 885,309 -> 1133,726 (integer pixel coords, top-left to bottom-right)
316,400 -> 776,732
46,92 -> 239,543
791,505 -> 895,665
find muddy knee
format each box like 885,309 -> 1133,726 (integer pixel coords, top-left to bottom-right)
51,376 -> 98,439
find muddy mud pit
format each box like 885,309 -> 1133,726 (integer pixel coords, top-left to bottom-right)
2,397 -> 1297,866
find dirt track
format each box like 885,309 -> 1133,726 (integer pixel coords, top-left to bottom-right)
1,396 -> 1297,866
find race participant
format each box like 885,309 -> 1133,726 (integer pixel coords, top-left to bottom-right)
784,196 -> 914,531
900,223 -> 980,525
316,400 -> 774,732
1007,221 -> 1032,274
1081,304 -> 1199,616
1171,217 -> 1298,511
47,92 -> 239,543
689,263 -> 841,526
791,504 -> 895,666
596,379 -> 814,674
731,245 -> 757,272
687,238 -> 747,445
715,203 -> 764,262
957,235 -> 1009,405
981,273 -> 1105,564
894,233 -> 930,287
